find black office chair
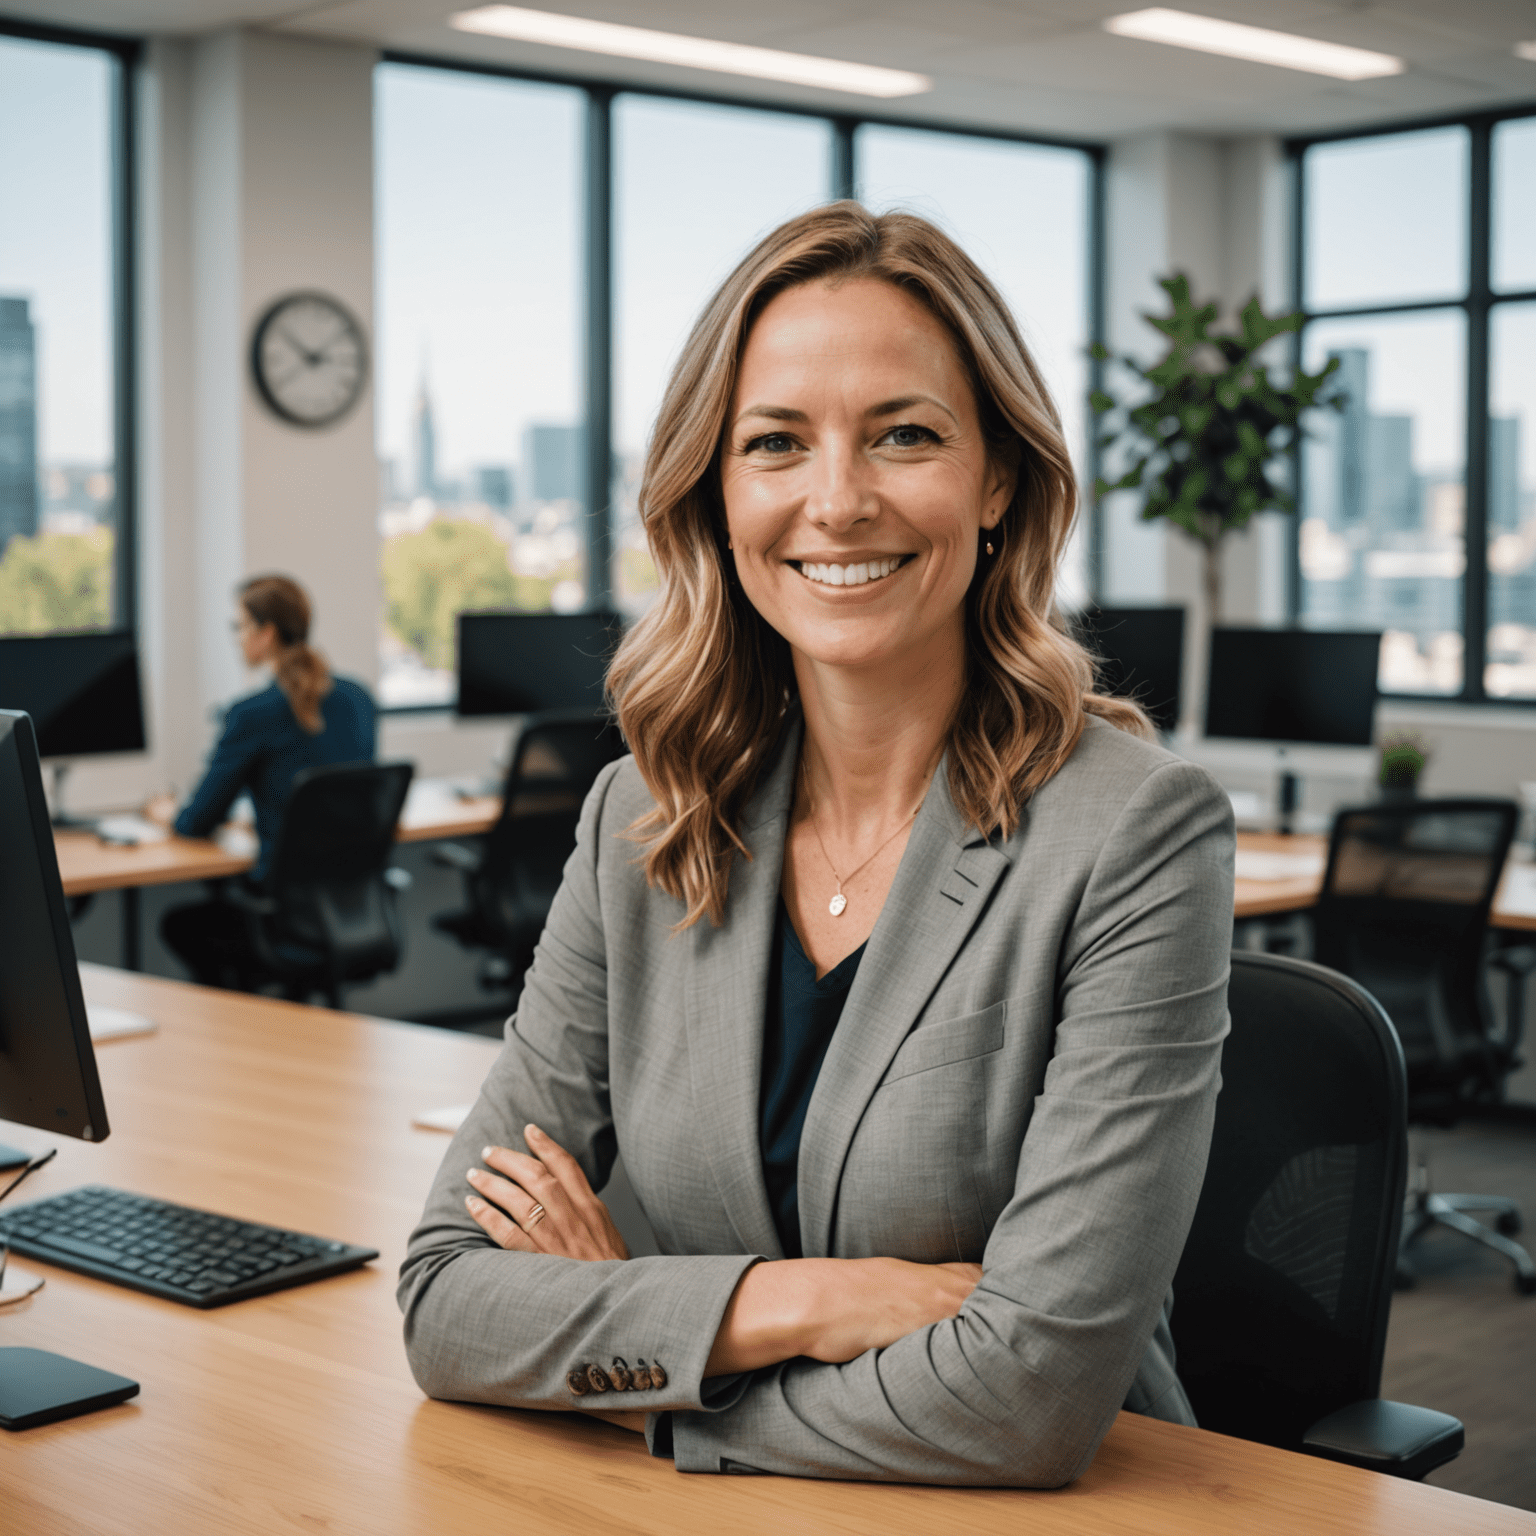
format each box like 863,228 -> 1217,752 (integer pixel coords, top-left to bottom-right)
1172,950 -> 1464,1480
1309,799 -> 1534,1295
434,711 -> 626,991
228,760 -> 415,1009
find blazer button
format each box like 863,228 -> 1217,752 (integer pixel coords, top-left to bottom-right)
567,1367 -> 591,1396
630,1359 -> 652,1391
648,1359 -> 667,1390
585,1362 -> 613,1393
608,1357 -> 634,1391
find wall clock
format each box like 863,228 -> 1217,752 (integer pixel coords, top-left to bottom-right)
250,291 -> 369,429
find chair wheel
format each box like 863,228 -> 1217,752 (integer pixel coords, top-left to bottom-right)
1496,1211 -> 1522,1237
1516,1272 -> 1536,1297
1394,1258 -> 1418,1292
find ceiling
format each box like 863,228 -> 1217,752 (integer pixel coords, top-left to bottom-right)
9,0 -> 1536,140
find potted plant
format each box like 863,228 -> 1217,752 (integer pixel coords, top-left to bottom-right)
1091,275 -> 1345,623
1378,733 -> 1430,803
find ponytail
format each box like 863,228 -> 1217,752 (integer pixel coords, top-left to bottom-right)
239,574 -> 333,734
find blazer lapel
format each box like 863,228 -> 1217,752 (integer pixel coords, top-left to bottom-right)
795,768 -> 1013,1258
681,712 -> 803,1259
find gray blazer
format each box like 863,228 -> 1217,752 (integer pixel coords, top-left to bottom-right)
400,711 -> 1234,1486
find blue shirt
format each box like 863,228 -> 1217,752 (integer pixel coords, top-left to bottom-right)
174,677 -> 376,881
759,903 -> 867,1259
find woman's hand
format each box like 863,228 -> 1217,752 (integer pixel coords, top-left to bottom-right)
465,1124 -> 630,1261
705,1257 -> 983,1377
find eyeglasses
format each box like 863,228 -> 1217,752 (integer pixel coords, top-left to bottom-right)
0,1237 -> 46,1308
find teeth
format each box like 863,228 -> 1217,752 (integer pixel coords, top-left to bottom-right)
798,557 -> 902,587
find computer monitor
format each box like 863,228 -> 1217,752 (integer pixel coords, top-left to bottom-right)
0,710 -> 109,1144
1205,628 -> 1381,747
1073,606 -> 1185,733
456,610 -> 623,717
0,631 -> 146,759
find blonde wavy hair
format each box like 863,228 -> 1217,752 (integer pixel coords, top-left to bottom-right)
608,201 -> 1149,929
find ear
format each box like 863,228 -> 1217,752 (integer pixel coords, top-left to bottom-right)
981,452 -> 1016,531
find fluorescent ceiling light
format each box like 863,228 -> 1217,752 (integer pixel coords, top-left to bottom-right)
1515,40 -> 1536,62
450,6 -> 933,97
1103,8 -> 1405,81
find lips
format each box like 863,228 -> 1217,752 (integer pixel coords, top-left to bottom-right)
792,555 -> 908,588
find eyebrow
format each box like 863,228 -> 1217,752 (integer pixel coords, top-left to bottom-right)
732,394 -> 958,430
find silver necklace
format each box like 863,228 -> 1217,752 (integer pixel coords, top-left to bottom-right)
800,760 -> 923,918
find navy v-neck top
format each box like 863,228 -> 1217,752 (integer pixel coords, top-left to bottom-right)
759,903 -> 867,1259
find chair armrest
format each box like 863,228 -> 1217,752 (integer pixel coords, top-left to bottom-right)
222,884 -> 278,917
430,841 -> 482,874
1302,1399 -> 1464,1481
383,866 -> 413,893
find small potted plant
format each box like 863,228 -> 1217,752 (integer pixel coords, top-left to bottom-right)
1378,733 -> 1430,803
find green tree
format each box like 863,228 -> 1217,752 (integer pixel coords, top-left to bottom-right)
0,528 -> 114,634
381,518 -> 519,671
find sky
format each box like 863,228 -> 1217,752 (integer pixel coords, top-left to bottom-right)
0,35 -> 113,465
378,68 -> 1093,492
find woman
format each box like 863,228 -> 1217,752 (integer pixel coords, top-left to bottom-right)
400,205 -> 1233,1486
158,574 -> 376,986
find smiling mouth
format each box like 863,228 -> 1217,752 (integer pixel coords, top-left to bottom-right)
791,555 -> 911,588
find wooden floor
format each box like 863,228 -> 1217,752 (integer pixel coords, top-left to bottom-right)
1382,1117 -> 1536,1512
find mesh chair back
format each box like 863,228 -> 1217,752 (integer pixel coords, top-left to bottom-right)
475,712 -> 626,951
1171,951 -> 1406,1451
1311,799 -> 1517,1104
262,761 -> 414,979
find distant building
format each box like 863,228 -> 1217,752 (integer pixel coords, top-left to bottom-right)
412,377 -> 437,498
1489,416 -> 1520,532
476,465 -> 513,509
0,296 -> 39,551
522,424 -> 581,504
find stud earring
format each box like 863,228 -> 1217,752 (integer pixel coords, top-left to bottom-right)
985,540 -> 994,556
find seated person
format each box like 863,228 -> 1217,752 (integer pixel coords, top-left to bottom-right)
158,574 -> 376,988
399,205 -> 1233,1485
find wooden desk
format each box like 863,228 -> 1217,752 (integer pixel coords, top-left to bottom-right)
2,966 -> 1530,1535
1233,832 -> 1536,934
53,784 -> 503,970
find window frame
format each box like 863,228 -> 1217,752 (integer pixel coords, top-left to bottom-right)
377,50 -> 1105,709
1286,101 -> 1536,707
0,16 -> 140,639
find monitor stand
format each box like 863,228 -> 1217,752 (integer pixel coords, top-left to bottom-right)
1275,751 -> 1302,837
47,765 -> 96,831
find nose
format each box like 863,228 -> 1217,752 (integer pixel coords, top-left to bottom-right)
805,435 -> 877,533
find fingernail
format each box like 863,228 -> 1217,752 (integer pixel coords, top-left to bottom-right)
465,1195 -> 483,1211
525,1124 -> 542,1141
481,1145 -> 496,1160
467,1168 -> 484,1184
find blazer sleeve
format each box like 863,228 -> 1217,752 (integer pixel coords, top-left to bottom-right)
668,758 -> 1234,1485
173,702 -> 261,839
397,762 -> 761,1417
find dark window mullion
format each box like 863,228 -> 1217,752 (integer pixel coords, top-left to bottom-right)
831,118 -> 855,201
583,88 -> 614,611
112,50 -> 137,635
1462,119 -> 1493,702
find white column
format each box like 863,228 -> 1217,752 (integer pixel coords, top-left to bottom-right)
1100,130 -> 1291,729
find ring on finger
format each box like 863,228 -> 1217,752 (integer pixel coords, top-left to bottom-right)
523,1203 -> 547,1230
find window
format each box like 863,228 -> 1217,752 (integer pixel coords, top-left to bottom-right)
375,65 -> 583,707
0,26 -> 131,637
1295,111 -> 1536,702
857,125 -> 1092,603
376,56 -> 1099,704
613,97 -> 831,616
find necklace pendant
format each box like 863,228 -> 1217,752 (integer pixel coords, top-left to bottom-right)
828,893 -> 848,918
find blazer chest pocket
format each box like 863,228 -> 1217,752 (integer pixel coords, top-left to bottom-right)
880,1001 -> 1007,1086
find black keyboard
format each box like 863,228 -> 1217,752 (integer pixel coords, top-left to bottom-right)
0,1186 -> 378,1308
